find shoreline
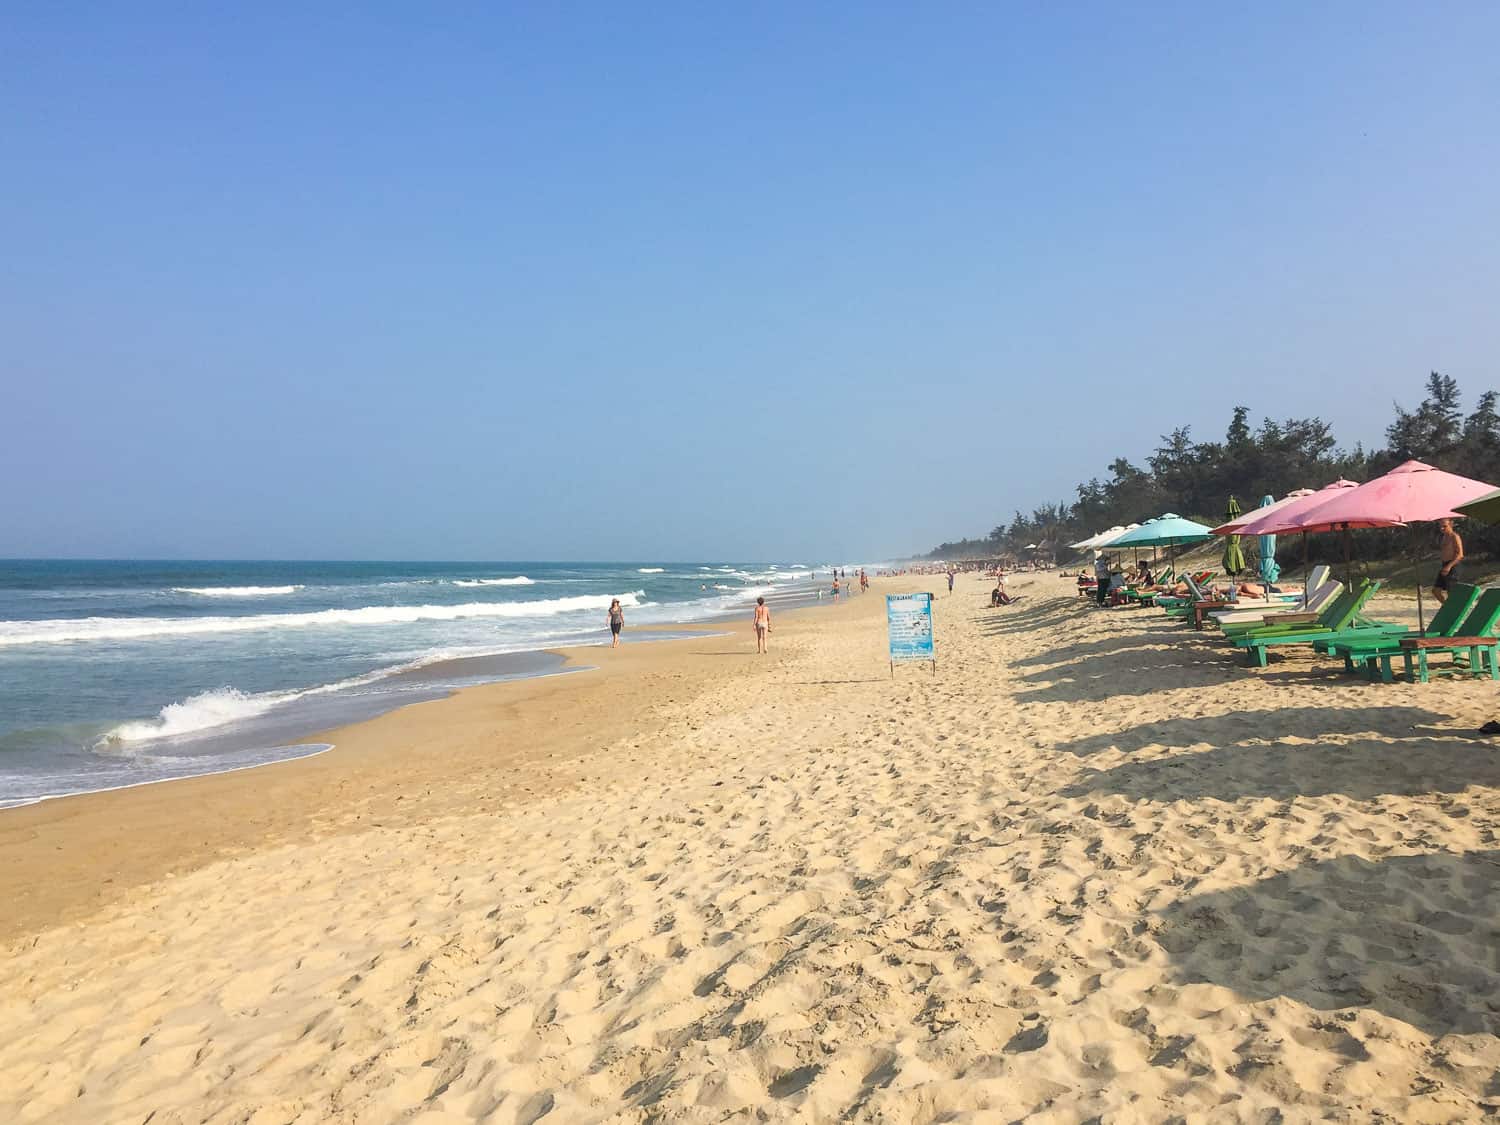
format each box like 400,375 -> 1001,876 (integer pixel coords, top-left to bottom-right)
0,583 -> 885,944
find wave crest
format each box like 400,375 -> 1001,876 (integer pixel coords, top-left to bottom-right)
104,687 -> 284,743
452,576 -> 534,587
0,591 -> 649,647
172,585 -> 303,597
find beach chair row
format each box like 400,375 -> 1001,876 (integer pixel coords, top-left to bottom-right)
1162,570 -> 1500,682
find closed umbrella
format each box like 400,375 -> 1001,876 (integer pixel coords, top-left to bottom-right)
1221,497 -> 1246,576
1284,461 -> 1497,629
1257,495 -> 1280,601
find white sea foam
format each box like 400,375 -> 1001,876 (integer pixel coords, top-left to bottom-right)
451,576 -> 534,587
0,591 -> 648,647
105,687 -> 289,743
172,585 -> 304,597
638,567 -> 666,573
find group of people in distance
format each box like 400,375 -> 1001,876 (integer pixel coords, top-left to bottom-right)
955,567 -> 1018,607
609,593 -> 776,653
830,568 -> 869,599
610,565 -> 882,657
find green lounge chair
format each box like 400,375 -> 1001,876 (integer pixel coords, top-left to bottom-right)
1231,581 -> 1385,667
1394,588 -> 1500,682
1207,584 -> 1342,632
1315,583 -> 1482,681
1159,574 -> 1221,615
1218,579 -> 1379,639
1206,566 -> 1335,629
1218,584 -> 1357,639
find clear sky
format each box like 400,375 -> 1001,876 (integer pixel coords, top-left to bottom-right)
3,3 -> 1497,561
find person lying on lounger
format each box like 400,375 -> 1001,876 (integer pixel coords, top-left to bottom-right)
1214,580 -> 1293,600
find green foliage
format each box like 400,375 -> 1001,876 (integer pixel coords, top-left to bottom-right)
925,373 -> 1499,560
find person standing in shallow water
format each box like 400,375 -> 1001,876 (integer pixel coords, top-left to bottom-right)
607,598 -> 624,648
753,596 -> 772,653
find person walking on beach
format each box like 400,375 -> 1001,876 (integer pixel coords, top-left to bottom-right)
753,596 -> 772,653
832,575 -> 841,599
1434,518 -> 1464,603
1095,552 -> 1111,606
947,569 -> 955,594
607,598 -> 624,647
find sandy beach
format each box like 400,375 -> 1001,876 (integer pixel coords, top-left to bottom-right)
4,573 -> 1500,1122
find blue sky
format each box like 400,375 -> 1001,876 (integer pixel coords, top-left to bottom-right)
3,3 -> 1497,560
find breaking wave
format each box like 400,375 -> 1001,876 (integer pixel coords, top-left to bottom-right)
104,687 -> 289,743
172,585 -> 303,597
0,591 -> 648,647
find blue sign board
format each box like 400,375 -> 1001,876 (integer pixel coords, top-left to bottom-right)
887,593 -> 935,667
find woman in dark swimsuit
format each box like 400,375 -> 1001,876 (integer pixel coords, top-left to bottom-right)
608,598 -> 624,648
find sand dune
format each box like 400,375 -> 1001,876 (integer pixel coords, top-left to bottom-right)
2,574 -> 1498,1121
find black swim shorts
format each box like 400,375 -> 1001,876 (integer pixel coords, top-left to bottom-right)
1436,565 -> 1459,590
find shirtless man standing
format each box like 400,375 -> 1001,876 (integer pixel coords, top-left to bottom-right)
1434,518 -> 1464,603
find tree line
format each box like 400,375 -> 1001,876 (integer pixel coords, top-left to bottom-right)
928,373 -> 1500,561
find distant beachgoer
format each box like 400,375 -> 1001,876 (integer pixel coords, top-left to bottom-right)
1095,553 -> 1111,606
832,576 -> 841,598
947,570 -> 955,593
860,570 -> 868,591
753,596 -> 772,653
608,598 -> 624,647
1435,518 -> 1464,603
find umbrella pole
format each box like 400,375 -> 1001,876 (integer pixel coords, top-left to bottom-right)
1412,527 -> 1426,633
1302,531 -> 1309,607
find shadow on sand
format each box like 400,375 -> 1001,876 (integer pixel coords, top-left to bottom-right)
1012,640 -> 1250,703
976,601 -> 1084,638
1009,627 -> 1192,668
1154,850 -> 1500,1038
1059,735 -> 1500,803
1053,705 -> 1449,757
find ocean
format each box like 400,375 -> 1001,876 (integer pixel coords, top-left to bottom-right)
0,560 -> 845,808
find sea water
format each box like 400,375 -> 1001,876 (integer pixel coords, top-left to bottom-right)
0,560 -> 845,807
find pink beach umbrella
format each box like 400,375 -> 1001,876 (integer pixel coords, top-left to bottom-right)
1285,461 -> 1498,628
1209,489 -> 1314,536
1283,461 -> 1495,531
1227,480 -> 1360,606
1232,480 -> 1360,537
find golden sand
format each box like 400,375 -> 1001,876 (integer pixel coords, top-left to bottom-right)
3,574 -> 1499,1122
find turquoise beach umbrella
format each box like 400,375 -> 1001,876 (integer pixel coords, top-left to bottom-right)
1108,514 -> 1215,549
1257,495 -> 1280,586
1109,514 -> 1215,577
